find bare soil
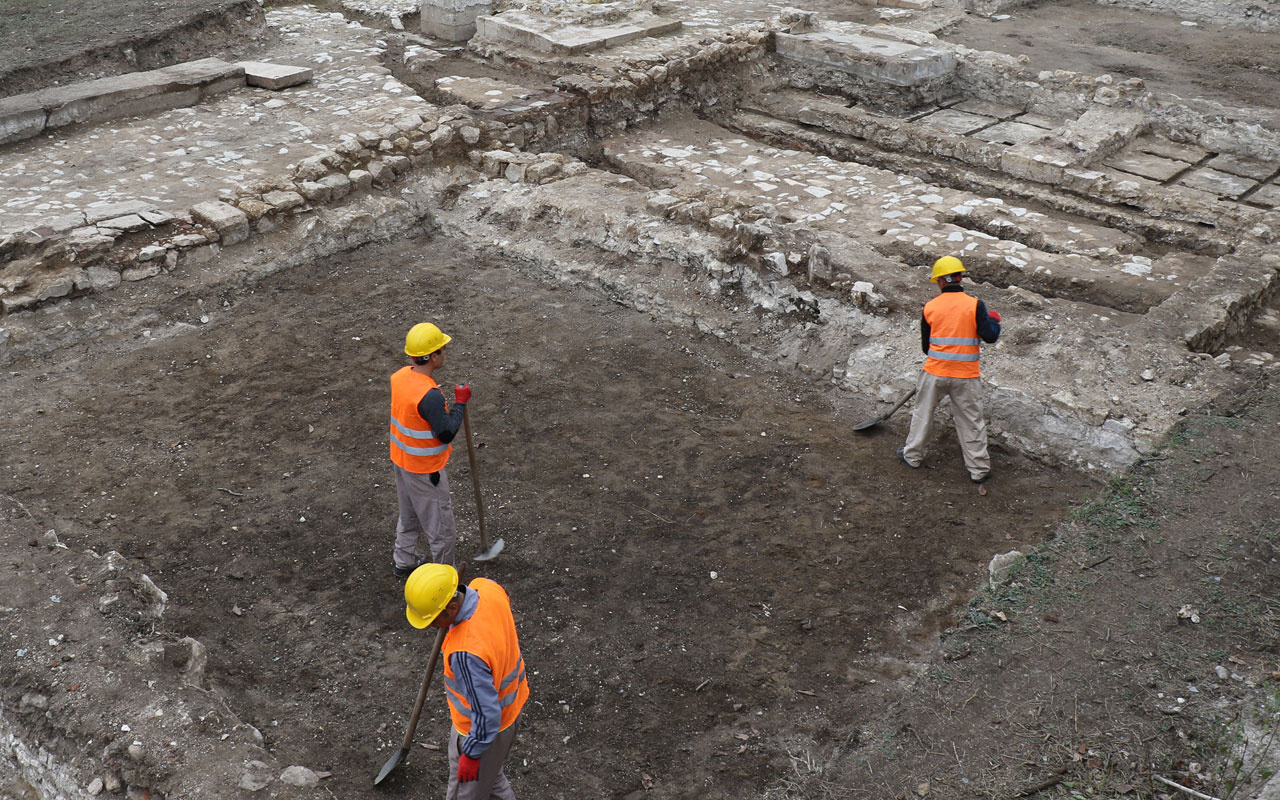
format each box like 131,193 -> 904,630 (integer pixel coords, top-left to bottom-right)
0,231 -> 1101,798
944,0 -> 1280,113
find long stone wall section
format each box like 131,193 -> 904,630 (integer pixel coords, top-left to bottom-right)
0,59 -> 246,147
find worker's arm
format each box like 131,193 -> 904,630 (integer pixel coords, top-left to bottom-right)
416,388 -> 465,444
449,651 -> 502,758
919,314 -> 931,355
975,300 -> 1001,343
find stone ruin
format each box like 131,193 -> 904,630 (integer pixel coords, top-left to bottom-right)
1,0 -> 1278,792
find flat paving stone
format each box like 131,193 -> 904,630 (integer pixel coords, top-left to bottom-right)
1015,112 -> 1064,130
915,108 -> 995,135
1105,151 -> 1191,182
1131,135 -> 1208,164
972,120 -> 1049,146
1206,152 -> 1277,181
1244,183 -> 1280,208
1176,167 -> 1258,199
950,98 -> 1022,119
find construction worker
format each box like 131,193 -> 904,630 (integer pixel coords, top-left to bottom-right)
405,564 -> 529,800
897,256 -> 1002,483
390,323 -> 471,577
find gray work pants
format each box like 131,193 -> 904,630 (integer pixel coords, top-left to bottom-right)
393,464 -> 456,568
446,720 -> 519,800
901,371 -> 991,481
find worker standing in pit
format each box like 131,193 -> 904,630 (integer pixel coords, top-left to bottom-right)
897,256 -> 1002,484
405,564 -> 530,799
389,323 -> 471,577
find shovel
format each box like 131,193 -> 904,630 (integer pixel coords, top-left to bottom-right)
462,406 -> 504,561
374,560 -> 467,785
373,624 -> 446,785
852,387 -> 916,432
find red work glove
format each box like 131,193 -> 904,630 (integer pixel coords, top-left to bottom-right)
454,383 -> 472,404
988,310 -> 1002,323
457,753 -> 481,783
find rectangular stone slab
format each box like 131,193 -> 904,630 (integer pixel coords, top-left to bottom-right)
239,61 -> 314,90
971,120 -> 1048,146
1176,168 -> 1257,199
1105,151 -> 1191,182
0,94 -> 46,145
915,108 -> 995,136
476,9 -> 681,54
775,31 -> 956,88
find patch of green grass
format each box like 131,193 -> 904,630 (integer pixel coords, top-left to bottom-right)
1068,477 -> 1155,532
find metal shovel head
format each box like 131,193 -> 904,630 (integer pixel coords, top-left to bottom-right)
851,413 -> 888,432
374,747 -> 409,785
474,537 -> 506,562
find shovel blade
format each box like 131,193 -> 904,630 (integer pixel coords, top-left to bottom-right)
374,747 -> 409,785
474,537 -> 506,562
851,415 -> 886,432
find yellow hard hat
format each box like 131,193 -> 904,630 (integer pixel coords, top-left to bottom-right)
404,323 -> 451,358
405,563 -> 459,629
930,256 -> 966,282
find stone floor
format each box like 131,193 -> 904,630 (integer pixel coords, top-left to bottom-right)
0,7 -> 431,234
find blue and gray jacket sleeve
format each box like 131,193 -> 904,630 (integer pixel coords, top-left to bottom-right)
448,651 -> 502,758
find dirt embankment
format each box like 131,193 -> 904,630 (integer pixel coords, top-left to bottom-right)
0,0 -> 269,99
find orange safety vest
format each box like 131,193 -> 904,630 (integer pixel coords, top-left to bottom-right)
442,579 -> 530,737
389,367 -> 452,474
923,291 -> 982,379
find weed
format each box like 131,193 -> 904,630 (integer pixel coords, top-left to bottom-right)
1068,477 -> 1155,531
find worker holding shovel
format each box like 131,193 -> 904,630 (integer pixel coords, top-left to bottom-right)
405,564 -> 530,800
897,256 -> 1002,484
389,322 -> 471,577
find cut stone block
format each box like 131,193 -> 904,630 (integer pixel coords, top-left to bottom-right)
914,108 -> 994,136
1015,112 -> 1064,130
190,201 -> 250,245
239,61 -> 313,91
775,31 -> 956,87
99,214 -> 150,232
84,201 -> 157,225
421,0 -> 491,38
1245,183 -> 1280,208
475,9 -> 682,54
0,94 -> 46,146
1105,151 -> 1190,182
42,58 -> 244,128
950,98 -> 1021,119
971,120 -> 1048,146
1206,153 -> 1276,181
1176,168 -> 1257,199
1132,136 -> 1208,164
0,58 -> 245,147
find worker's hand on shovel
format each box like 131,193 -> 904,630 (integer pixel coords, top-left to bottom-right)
454,383 -> 472,404
457,753 -> 481,782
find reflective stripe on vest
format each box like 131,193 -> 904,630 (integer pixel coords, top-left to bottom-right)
923,291 -> 981,379
388,366 -> 452,473
442,579 -> 530,738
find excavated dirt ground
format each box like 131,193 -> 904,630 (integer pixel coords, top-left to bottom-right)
944,0 -> 1280,114
2,0 -> 1280,799
0,231 -> 1096,798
